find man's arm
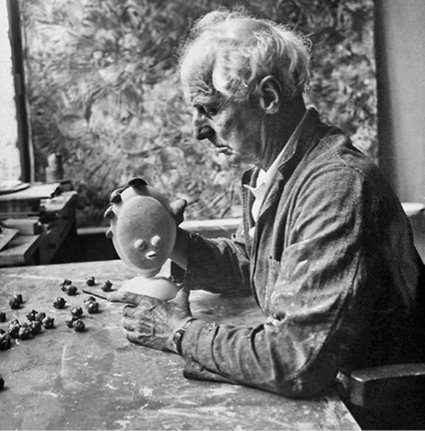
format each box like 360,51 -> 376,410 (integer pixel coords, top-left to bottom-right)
180,227 -> 252,295
170,227 -> 190,271
178,166 -> 421,398
169,196 -> 252,296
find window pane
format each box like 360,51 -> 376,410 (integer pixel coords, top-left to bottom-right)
0,2 -> 20,182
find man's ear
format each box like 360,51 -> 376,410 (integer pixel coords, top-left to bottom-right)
257,76 -> 282,114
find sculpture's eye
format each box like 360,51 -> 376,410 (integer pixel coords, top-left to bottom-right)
134,239 -> 147,251
150,235 -> 162,247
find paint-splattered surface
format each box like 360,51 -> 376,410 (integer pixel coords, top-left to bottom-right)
0,260 -> 360,430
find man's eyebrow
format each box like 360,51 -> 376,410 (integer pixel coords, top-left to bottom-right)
186,91 -> 214,105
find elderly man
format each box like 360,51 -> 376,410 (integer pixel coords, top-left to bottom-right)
110,9 -> 425,398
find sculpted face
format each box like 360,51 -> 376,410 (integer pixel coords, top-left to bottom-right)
104,180 -> 176,278
114,195 -> 173,271
181,47 -> 267,168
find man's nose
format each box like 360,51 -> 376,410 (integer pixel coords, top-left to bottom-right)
193,113 -> 214,141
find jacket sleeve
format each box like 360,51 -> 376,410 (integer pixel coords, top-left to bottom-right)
179,165 -> 424,398
182,225 -> 252,296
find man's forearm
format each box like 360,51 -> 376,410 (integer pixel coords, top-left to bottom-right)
170,227 -> 190,270
179,231 -> 252,295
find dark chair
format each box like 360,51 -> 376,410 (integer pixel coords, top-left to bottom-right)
338,364 -> 425,429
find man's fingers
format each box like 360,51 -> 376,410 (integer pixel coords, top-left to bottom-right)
122,302 -> 156,318
108,290 -> 140,305
108,290 -> 157,306
121,317 -> 135,331
109,186 -> 127,203
122,304 -> 136,317
126,331 -> 143,345
170,198 -> 187,225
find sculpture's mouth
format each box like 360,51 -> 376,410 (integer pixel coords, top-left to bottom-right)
146,251 -> 157,260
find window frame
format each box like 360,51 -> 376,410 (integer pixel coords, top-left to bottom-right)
6,0 -> 32,183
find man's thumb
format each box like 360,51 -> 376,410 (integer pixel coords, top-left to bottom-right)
170,198 -> 187,225
173,286 -> 190,308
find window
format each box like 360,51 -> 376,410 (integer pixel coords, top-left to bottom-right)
4,0 -> 377,228
0,1 -> 20,182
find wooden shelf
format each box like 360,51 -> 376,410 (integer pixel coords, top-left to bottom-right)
0,191 -> 77,267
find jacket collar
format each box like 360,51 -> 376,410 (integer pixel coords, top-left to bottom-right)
242,107 -> 325,187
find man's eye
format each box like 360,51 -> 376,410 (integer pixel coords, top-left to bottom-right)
195,105 -> 218,117
205,106 -> 218,116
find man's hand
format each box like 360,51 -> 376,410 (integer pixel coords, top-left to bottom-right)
170,198 -> 187,225
108,286 -> 192,353
169,198 -> 190,270
108,182 -> 187,226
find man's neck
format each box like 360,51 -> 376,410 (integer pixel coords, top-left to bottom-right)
262,97 -> 306,171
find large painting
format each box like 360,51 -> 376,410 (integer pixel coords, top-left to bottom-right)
19,0 -> 376,227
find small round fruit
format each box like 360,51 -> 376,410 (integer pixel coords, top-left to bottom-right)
85,301 -> 99,314
73,320 -> 85,332
42,316 -> 55,329
101,280 -> 113,292
29,320 -> 42,335
53,297 -> 66,309
70,306 -> 83,318
0,333 -> 11,350
18,326 -> 31,340
86,276 -> 96,286
61,279 -> 72,287
26,310 -> 37,322
8,324 -> 20,339
65,316 -> 78,328
35,312 -> 46,322
84,296 -> 96,303
9,298 -> 20,309
66,285 -> 78,296
13,293 -> 23,304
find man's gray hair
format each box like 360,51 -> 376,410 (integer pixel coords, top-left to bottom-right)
179,9 -> 311,101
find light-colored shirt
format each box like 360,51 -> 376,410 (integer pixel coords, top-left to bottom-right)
244,113 -> 307,236
245,161 -> 279,223
244,140 -> 293,236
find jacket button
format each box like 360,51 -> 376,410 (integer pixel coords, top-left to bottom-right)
206,322 -> 217,331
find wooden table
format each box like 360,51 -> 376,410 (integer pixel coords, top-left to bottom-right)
0,260 -> 360,430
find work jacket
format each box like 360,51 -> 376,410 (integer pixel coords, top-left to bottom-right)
180,108 -> 425,398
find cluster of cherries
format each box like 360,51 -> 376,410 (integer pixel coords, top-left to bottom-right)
59,276 -> 113,331
0,276 -> 114,391
0,294 -> 55,351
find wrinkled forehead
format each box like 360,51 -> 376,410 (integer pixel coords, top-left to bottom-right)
180,18 -> 265,102
180,42 -> 215,101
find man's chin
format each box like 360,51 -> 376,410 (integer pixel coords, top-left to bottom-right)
214,148 -> 248,166
227,153 -> 243,165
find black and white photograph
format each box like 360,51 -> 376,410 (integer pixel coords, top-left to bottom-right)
0,1 -> 424,430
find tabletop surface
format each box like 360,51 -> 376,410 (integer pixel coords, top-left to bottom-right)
0,260 -> 360,430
